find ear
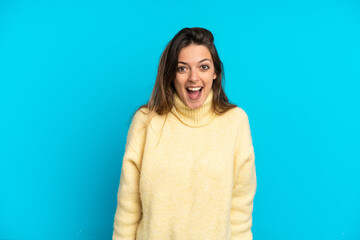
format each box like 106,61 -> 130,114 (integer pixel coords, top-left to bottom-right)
213,73 -> 217,80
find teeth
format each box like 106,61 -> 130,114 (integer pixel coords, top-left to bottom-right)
187,87 -> 202,91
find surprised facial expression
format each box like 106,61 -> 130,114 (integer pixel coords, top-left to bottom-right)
174,44 -> 217,109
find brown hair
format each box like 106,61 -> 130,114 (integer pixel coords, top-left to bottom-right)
129,27 -> 237,125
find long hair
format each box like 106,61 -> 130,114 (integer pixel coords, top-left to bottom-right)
130,27 -> 237,124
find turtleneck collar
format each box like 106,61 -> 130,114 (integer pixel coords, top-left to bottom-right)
170,88 -> 216,127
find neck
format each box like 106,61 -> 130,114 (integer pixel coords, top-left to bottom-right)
171,89 -> 215,127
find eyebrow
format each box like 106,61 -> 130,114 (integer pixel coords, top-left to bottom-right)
178,58 -> 212,65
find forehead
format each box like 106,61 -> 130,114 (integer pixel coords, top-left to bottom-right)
178,44 -> 212,62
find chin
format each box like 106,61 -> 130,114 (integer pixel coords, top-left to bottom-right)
186,98 -> 205,109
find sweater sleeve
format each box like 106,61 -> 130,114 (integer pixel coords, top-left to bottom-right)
231,109 -> 257,240
112,109 -> 148,240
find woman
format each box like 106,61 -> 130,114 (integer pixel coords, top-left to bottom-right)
112,27 -> 256,240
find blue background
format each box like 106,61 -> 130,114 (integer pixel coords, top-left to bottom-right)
1,0 -> 359,239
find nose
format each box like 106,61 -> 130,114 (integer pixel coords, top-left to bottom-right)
188,69 -> 199,83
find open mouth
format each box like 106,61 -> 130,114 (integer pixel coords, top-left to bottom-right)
186,87 -> 203,100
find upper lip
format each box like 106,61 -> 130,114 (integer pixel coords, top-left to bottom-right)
186,86 -> 203,88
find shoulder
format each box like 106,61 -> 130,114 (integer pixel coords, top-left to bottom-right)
129,107 -> 159,132
131,107 -> 153,124
125,107 -> 153,152
133,107 -> 150,121
228,107 -> 254,154
229,106 -> 249,118
219,106 -> 251,125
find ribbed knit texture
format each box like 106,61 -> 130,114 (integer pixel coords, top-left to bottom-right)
112,89 -> 257,240
171,89 -> 216,127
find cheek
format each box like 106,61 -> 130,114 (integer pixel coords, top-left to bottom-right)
174,76 -> 186,88
204,72 -> 215,83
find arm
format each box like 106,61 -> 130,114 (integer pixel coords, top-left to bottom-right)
231,109 -> 257,240
112,109 -> 147,240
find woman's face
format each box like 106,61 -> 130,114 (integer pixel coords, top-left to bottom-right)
174,44 -> 217,109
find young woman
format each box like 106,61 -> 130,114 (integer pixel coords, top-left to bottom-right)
112,27 -> 257,240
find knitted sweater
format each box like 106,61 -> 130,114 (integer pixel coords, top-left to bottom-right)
112,89 -> 257,240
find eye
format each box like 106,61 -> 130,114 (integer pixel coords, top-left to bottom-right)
201,65 -> 210,70
177,66 -> 187,72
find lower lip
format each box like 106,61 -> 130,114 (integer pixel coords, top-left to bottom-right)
186,88 -> 203,100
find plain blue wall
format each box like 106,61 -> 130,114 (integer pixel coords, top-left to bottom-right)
1,0 -> 359,239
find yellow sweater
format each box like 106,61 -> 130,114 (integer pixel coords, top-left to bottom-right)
112,89 -> 257,240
